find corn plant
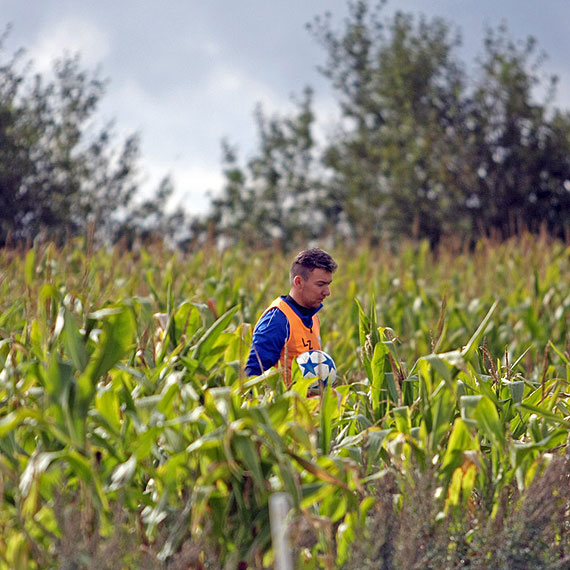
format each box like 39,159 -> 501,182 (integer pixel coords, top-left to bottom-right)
0,236 -> 568,568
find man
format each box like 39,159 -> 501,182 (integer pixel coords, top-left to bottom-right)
245,247 -> 337,383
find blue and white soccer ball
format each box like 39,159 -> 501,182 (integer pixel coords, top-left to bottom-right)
296,350 -> 337,388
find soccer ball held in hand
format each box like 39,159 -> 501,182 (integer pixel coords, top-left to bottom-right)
296,350 -> 337,392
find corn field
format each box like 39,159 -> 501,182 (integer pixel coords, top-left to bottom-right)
0,235 -> 569,569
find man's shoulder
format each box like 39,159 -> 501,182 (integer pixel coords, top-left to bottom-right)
253,304 -> 290,345
257,304 -> 289,328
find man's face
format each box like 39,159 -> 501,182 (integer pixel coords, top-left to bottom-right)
295,268 -> 333,309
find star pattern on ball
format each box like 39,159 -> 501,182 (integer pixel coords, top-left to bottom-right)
300,358 -> 319,377
322,354 -> 335,369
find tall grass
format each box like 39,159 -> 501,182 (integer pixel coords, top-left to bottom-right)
0,234 -> 568,568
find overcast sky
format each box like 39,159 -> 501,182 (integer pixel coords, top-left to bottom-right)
2,1 -> 570,216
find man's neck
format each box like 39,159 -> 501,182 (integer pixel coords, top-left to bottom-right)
285,294 -> 315,316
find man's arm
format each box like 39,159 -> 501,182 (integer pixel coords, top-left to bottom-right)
245,308 -> 289,376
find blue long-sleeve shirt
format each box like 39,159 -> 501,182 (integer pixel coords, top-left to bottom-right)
245,295 -> 322,376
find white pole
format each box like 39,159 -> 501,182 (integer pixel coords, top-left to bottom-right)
269,492 -> 293,570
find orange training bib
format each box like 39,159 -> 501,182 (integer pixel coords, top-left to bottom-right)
263,297 -> 321,385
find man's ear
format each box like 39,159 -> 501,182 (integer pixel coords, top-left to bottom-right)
293,275 -> 303,288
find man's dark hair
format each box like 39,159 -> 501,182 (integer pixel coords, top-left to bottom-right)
290,248 -> 338,282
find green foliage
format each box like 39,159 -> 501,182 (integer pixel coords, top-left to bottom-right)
196,0 -> 570,249
4,2 -> 570,250
0,237 -> 568,568
0,29 -> 183,247
311,2 -> 570,244
203,87 -> 324,250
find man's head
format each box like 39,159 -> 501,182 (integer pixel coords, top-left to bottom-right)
289,248 -> 338,309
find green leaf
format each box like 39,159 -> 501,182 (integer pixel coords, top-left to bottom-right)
422,353 -> 451,382
95,385 -> 122,434
0,408 -> 41,438
233,435 -> 264,489
429,384 -> 455,452
364,429 -> 393,465
393,406 -> 411,435
319,385 -> 336,455
63,307 -> 89,372
63,449 -> 95,483
132,428 -> 159,461
370,341 -> 387,415
24,249 -> 36,288
473,396 -> 504,446
287,451 -> 351,491
77,306 -> 135,417
354,297 -> 373,380
505,381 -> 525,404
186,426 -> 225,453
267,397 -> 290,427
441,418 -> 478,474
516,402 -> 570,428
460,395 -> 482,420
20,451 -> 63,496
461,300 -> 499,360
109,455 -> 137,491
192,306 -> 239,361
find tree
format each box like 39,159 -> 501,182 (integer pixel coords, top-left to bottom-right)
310,2 -> 473,243
202,87 -> 327,250
460,26 -> 570,238
111,175 -> 187,248
196,1 -> 570,247
0,28 -> 180,247
309,1 -> 570,243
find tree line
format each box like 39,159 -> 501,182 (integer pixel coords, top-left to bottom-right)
2,1 -> 570,250
0,28 -> 182,248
